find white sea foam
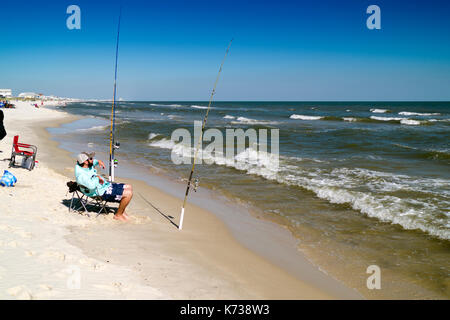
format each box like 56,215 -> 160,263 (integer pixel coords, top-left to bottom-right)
343,117 -> 357,122
223,115 -> 235,119
429,119 -> 450,122
274,166 -> 450,240
232,148 -> 280,179
147,133 -> 450,239
370,116 -> 404,121
399,111 -> 441,116
148,138 -> 176,149
370,108 -> 389,113
151,103 -> 183,107
234,116 -> 257,123
400,119 -> 422,125
77,125 -> 109,132
148,133 -> 161,140
149,137 -> 279,178
231,116 -> 279,125
290,114 -> 323,120
329,168 -> 449,196
303,186 -> 449,240
369,116 -> 448,125
191,105 -> 208,109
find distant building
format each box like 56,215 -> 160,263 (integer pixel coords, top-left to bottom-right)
0,89 -> 12,97
18,92 -> 39,99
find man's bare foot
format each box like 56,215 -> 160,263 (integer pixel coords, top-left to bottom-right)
114,214 -> 129,222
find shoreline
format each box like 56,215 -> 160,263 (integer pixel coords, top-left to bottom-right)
0,101 -> 362,299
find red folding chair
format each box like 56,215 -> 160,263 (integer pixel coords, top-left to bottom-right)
9,135 -> 37,170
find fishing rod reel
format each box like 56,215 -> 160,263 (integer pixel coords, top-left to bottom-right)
193,178 -> 199,192
180,177 -> 200,192
113,142 -> 120,167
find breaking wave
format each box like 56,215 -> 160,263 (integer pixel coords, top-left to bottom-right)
77,125 -> 109,132
231,116 -> 279,125
148,135 -> 450,240
290,114 -> 323,120
370,108 -> 390,113
399,111 -> 441,116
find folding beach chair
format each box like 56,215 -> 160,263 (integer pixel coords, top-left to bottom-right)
66,181 -> 116,217
9,135 -> 37,170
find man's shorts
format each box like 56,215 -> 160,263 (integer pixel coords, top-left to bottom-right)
102,183 -> 125,203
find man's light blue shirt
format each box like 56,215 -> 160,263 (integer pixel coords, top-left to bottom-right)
75,159 -> 110,197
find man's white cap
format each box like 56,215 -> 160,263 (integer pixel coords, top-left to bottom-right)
77,153 -> 89,165
82,151 -> 95,158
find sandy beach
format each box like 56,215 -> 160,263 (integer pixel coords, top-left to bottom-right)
0,101 -> 364,300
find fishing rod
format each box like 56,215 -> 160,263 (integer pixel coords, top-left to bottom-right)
108,8 -> 122,182
179,39 -> 233,230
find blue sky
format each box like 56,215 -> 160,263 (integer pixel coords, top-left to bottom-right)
1,0 -> 449,100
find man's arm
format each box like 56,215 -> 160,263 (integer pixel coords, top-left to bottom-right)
94,159 -> 106,169
98,160 -> 106,169
97,175 -> 105,185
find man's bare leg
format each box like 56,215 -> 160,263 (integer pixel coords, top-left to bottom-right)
122,185 -> 133,217
114,185 -> 133,221
114,195 -> 131,221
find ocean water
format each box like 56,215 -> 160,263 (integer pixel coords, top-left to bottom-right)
51,101 -> 450,298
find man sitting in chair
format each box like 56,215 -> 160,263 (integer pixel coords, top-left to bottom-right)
75,152 -> 133,221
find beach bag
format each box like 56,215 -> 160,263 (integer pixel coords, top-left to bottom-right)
0,170 -> 17,187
